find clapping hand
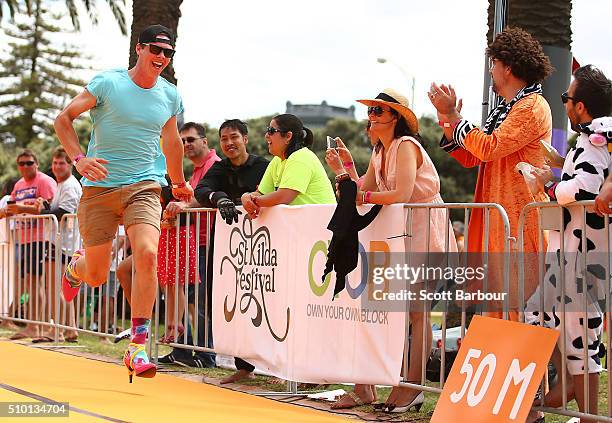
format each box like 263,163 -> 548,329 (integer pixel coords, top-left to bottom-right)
428,82 -> 463,119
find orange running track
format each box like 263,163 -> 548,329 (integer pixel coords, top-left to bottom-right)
0,342 -> 346,422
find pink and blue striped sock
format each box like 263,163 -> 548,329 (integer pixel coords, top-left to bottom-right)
131,318 -> 150,344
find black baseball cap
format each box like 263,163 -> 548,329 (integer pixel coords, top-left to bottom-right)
138,24 -> 175,48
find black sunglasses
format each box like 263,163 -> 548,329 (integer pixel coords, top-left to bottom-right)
181,136 -> 204,144
141,43 -> 175,58
367,106 -> 389,117
265,126 -> 286,136
18,160 -> 35,167
561,92 -> 579,104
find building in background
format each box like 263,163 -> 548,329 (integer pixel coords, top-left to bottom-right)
285,101 -> 355,128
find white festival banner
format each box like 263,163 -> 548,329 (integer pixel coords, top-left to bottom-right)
213,203 -> 408,385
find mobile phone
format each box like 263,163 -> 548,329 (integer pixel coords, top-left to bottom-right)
326,136 -> 337,149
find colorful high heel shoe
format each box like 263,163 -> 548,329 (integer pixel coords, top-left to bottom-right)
123,343 -> 156,383
61,249 -> 85,302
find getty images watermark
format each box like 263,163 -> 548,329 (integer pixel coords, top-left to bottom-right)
370,263 -> 505,302
357,252 -> 517,312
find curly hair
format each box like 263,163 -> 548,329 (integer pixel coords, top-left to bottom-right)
486,26 -> 554,85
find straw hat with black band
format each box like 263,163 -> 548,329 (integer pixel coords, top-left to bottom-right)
357,88 -> 419,134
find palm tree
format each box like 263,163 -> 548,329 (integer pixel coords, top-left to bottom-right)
128,0 -> 183,85
487,0 -> 573,153
0,0 -> 126,34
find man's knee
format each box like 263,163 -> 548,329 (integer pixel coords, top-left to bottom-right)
134,246 -> 157,270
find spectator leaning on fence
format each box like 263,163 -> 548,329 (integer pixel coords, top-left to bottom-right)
53,24 -> 192,383
428,26 -> 553,319
193,118 -> 270,383
241,113 -> 335,219
325,88 -> 457,413
526,64 -> 612,419
2,149 -> 57,341
156,121 -> 220,368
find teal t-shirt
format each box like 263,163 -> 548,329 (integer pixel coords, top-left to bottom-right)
84,69 -> 183,187
258,147 -> 336,205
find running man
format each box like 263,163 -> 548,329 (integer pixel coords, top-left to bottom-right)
54,24 -> 193,382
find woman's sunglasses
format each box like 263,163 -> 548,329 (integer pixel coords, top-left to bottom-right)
367,106 -> 389,117
265,126 -> 286,136
141,43 -> 175,59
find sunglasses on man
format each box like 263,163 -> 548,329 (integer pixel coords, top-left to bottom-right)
367,106 -> 390,117
181,136 -> 204,144
561,92 -> 579,104
18,160 -> 35,167
265,126 -> 287,136
141,43 -> 175,59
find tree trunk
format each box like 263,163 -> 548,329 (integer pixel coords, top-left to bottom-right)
128,0 -> 183,85
487,0 -> 573,155
487,0 -> 571,47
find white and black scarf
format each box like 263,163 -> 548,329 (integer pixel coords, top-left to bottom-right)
440,83 -> 543,153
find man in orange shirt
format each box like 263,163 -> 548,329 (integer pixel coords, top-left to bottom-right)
429,27 -> 553,317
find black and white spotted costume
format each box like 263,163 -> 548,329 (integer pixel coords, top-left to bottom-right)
525,116 -> 612,375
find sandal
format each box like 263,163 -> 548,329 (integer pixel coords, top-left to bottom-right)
10,331 -> 33,340
160,324 -> 184,344
31,336 -> 55,343
331,391 -> 370,410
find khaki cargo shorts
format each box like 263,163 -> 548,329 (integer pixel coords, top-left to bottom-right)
78,180 -> 162,247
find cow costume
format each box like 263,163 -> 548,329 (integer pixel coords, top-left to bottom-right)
525,116 -> 612,375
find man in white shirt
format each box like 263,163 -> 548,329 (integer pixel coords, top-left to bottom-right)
32,147 -> 82,342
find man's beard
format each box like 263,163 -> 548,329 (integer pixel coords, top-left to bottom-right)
568,113 -> 581,133
491,79 -> 499,94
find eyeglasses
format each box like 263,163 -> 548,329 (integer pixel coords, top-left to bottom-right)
561,92 -> 579,104
18,160 -> 35,167
181,136 -> 205,144
265,126 -> 286,136
367,106 -> 389,117
141,43 -> 175,58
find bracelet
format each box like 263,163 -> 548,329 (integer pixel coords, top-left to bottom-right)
73,153 -> 85,164
361,191 -> 366,204
343,161 -> 354,169
365,191 -> 372,203
439,120 -> 461,129
171,181 -> 187,189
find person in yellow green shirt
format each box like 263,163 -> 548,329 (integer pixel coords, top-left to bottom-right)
241,113 -> 335,216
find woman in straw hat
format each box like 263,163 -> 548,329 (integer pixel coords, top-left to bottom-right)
325,88 -> 456,413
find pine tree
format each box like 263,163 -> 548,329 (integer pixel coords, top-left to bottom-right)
0,0 -> 89,147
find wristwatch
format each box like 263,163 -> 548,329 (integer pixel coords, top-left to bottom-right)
544,180 -> 557,200
335,173 -> 351,183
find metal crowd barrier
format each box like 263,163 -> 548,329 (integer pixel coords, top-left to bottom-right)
1,215 -> 60,339
396,202 -> 511,397
2,201 -> 610,422
519,201 -> 612,422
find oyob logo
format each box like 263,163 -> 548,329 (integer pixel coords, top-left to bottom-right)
307,239 -> 391,299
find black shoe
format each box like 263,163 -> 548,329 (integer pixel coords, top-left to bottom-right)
158,352 -> 179,365
174,356 -> 215,368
